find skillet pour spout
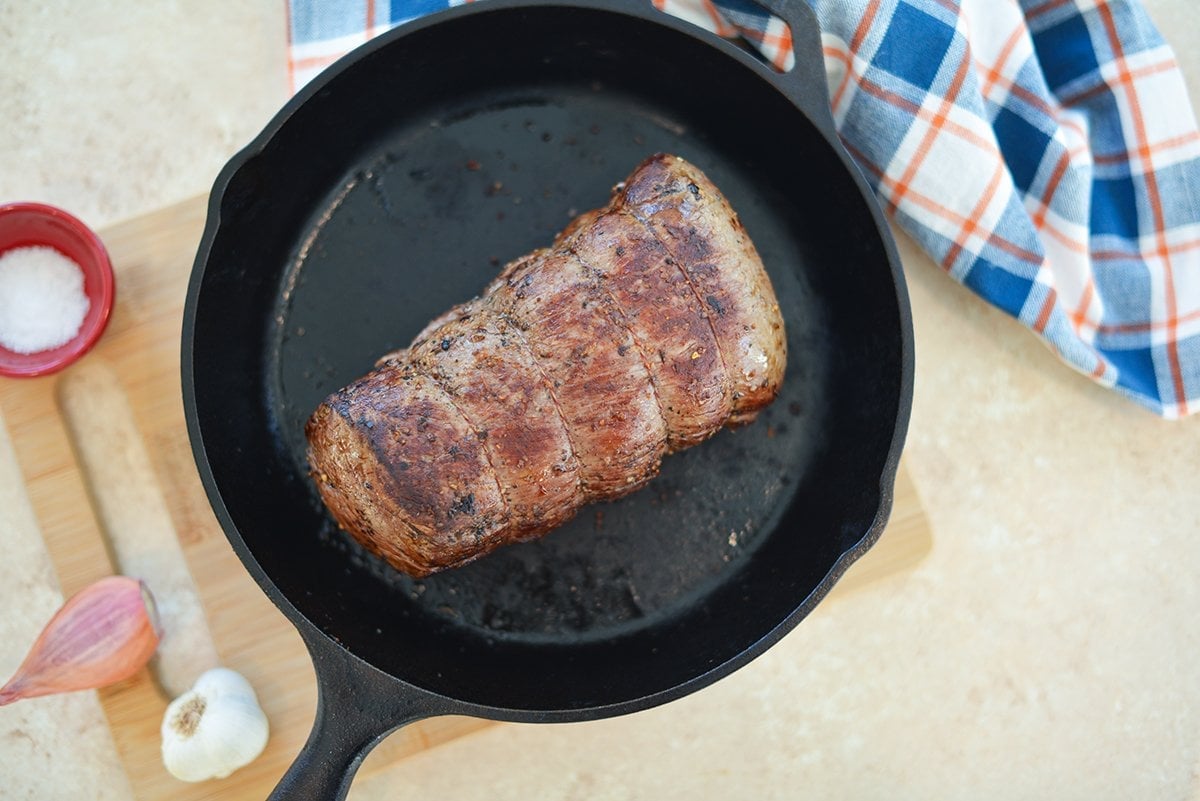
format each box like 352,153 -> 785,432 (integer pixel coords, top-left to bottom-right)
182,1 -> 912,798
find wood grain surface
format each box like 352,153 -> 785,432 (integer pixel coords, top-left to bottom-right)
0,196 -> 931,800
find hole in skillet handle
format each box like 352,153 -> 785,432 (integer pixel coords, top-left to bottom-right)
653,0 -> 837,139
754,0 -> 835,123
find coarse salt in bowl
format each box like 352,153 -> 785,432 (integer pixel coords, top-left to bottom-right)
0,203 -> 115,377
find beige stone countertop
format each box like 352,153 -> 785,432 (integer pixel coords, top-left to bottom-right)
3,2 -> 1199,799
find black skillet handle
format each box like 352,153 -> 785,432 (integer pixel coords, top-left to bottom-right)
740,0 -> 837,136
268,626 -> 444,801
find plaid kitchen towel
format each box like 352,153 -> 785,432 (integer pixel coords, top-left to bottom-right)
287,0 -> 1200,418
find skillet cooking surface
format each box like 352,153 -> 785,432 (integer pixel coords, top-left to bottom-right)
189,3 -> 906,713
270,88 -> 830,642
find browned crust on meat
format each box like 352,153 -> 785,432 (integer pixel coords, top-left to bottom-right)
305,365 -> 509,575
566,210 -> 731,450
308,153 -> 785,577
409,310 -> 581,541
485,249 -> 668,500
619,154 -> 787,421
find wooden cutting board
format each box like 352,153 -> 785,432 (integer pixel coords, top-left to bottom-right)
0,196 -> 932,800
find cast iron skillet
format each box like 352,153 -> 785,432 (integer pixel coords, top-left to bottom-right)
182,0 -> 913,797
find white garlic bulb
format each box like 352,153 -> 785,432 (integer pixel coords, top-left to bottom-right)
160,667 -> 269,782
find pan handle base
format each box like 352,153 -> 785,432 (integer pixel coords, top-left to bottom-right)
268,627 -> 446,801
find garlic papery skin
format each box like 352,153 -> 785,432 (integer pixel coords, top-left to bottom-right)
0,576 -> 160,705
161,667 -> 269,782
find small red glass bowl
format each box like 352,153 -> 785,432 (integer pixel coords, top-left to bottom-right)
0,202 -> 115,377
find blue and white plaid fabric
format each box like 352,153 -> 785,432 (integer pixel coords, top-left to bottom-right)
288,0 -> 1200,418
